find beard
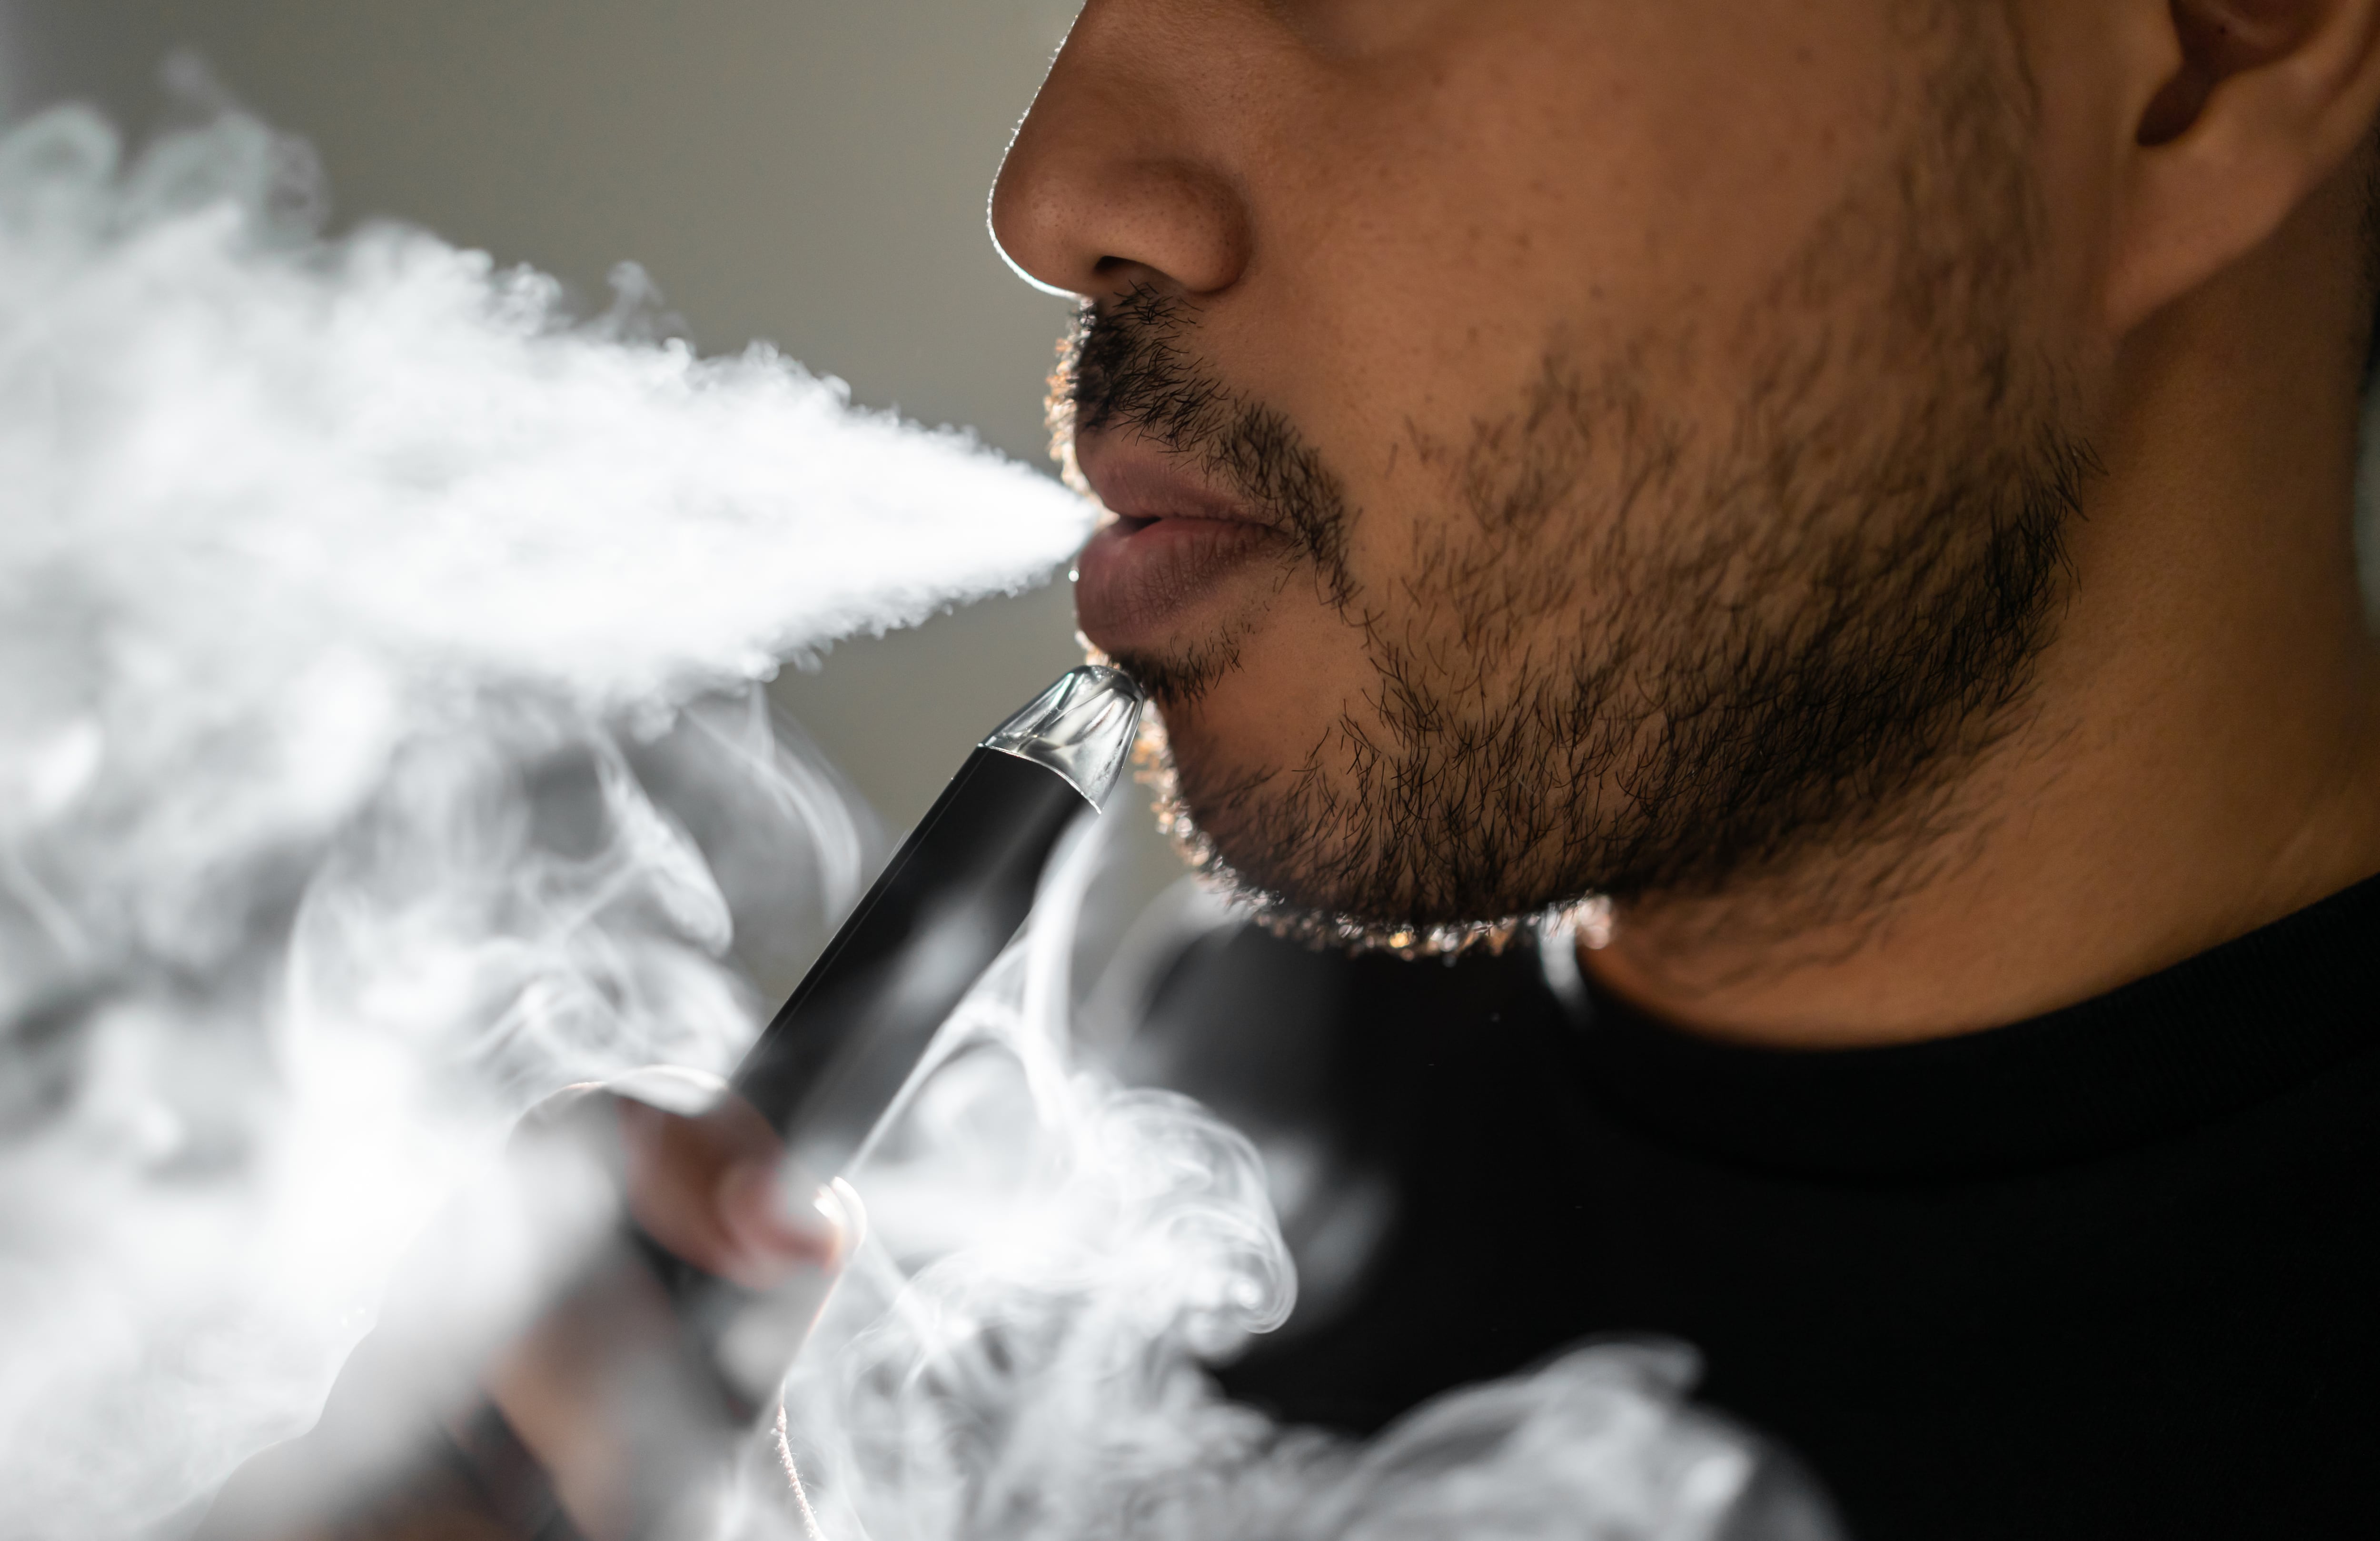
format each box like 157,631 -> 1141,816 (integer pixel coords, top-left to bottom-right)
1056,28 -> 2099,955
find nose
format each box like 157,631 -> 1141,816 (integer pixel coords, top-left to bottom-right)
989,4 -> 1252,301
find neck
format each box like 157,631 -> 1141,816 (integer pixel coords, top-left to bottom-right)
1584,186 -> 2380,1049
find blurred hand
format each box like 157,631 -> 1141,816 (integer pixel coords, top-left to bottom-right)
614,1072 -> 847,1290
203,1068 -> 856,1541
484,1070 -> 855,1541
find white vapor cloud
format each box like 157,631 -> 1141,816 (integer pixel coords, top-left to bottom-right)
0,96 -> 1083,1539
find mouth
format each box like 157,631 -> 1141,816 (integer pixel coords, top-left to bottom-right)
1071,435 -> 1289,655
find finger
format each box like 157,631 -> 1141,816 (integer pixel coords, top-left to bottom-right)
613,1085 -> 844,1290
715,1161 -> 845,1287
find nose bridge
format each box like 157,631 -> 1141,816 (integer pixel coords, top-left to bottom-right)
990,0 -> 1256,300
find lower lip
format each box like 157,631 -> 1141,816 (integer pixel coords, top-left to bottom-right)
1074,516 -> 1283,651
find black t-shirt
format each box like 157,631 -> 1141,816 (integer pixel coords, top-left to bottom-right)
1131,874 -> 2380,1541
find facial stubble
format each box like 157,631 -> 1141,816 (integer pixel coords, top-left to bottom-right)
1060,38 -> 2096,953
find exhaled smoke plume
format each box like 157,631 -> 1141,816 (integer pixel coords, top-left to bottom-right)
0,96 -> 1836,1541
0,96 -> 1081,1539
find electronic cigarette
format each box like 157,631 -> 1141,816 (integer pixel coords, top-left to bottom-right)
659,665 -> 1145,1407
733,662 -> 1144,1171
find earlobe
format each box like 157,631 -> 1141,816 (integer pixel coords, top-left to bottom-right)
2104,0 -> 2380,334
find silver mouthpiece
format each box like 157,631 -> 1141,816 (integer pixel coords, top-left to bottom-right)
981,665 -> 1144,805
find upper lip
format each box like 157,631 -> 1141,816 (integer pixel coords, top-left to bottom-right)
1072,431 -> 1273,532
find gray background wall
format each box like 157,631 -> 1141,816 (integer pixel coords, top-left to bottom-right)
0,0 -> 1106,835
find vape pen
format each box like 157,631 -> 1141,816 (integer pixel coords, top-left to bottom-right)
658,665 -> 1145,1411
733,662 -> 1144,1173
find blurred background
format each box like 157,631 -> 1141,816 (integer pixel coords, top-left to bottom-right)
0,0 -> 1115,842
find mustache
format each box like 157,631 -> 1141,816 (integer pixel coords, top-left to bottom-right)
1057,286 -> 1357,607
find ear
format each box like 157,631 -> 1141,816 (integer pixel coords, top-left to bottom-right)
2107,0 -> 2380,333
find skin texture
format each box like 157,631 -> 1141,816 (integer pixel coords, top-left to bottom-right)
994,0 -> 2380,1044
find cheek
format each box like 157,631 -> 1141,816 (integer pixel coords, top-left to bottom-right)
1234,5 -> 1918,495
1152,0 -> 1934,760
2005,0 -> 2136,344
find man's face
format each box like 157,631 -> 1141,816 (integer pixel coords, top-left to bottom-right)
993,0 -> 2095,944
